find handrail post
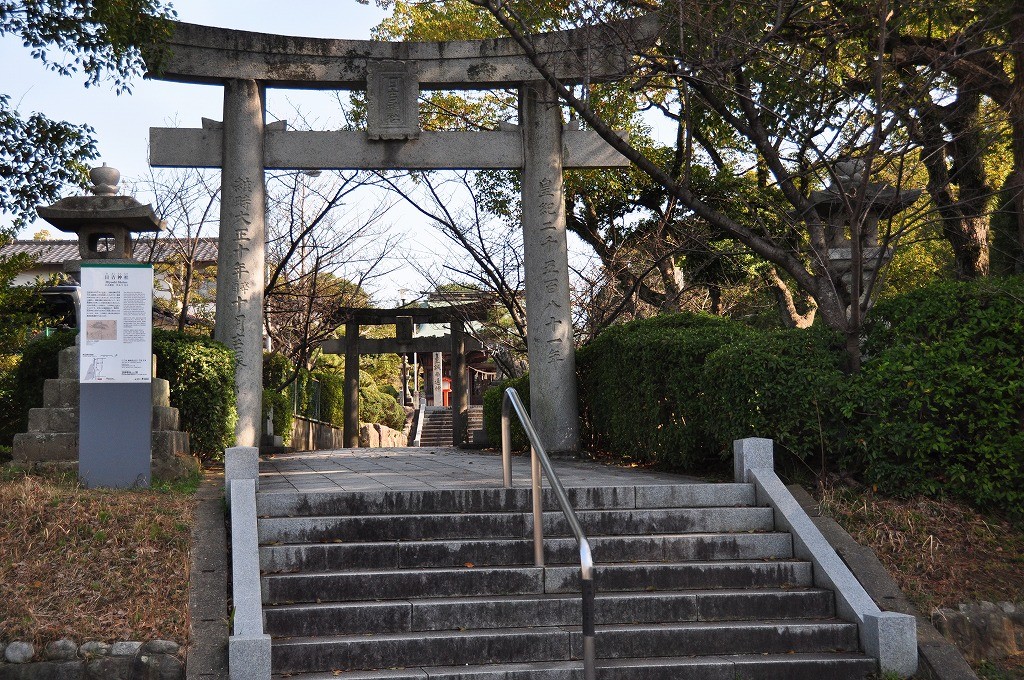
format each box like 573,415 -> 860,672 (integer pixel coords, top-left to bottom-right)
531,445 -> 544,567
500,396 -> 512,488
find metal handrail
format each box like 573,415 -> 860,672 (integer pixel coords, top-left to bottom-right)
500,387 -> 596,680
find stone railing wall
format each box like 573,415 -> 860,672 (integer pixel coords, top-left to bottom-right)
290,415 -> 406,451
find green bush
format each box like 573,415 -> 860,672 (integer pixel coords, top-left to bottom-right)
483,375 -> 530,451
700,325 -> 845,472
262,353 -> 294,442
358,371 -> 406,431
577,313 -> 754,470
844,277 -> 1024,515
2,329 -> 77,444
314,371 -> 345,426
153,329 -> 237,460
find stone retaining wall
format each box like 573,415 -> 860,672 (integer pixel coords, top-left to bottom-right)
932,601 -> 1024,663
0,639 -> 182,679
290,416 -> 406,451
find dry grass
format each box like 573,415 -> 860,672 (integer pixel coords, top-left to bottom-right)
816,482 -> 1024,613
0,469 -> 196,646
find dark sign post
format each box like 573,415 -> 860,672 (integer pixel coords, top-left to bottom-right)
79,263 -> 154,488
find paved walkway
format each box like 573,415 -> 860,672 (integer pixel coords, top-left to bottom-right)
259,447 -> 702,494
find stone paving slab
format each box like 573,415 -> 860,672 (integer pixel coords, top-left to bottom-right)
259,448 -> 702,494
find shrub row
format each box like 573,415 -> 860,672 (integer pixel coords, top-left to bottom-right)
486,277 -> 1024,516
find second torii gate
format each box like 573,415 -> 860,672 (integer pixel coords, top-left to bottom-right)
321,303 -> 490,448
147,19 -> 653,453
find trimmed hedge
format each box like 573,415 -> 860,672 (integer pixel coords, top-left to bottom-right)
359,371 -> 406,431
153,329 -> 237,460
700,325 -> 845,469
577,313 -> 754,470
263,353 -> 295,442
844,277 -> 1024,513
483,375 -> 530,451
572,278 -> 1024,516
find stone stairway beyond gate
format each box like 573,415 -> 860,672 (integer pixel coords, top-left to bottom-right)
417,406 -> 483,447
254,467 -> 879,678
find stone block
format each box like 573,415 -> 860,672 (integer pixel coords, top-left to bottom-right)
933,601 -> 1019,662
152,406 -> 180,431
228,633 -> 270,680
733,437 -> 774,482
131,652 -> 183,680
43,378 -> 79,408
78,642 -> 110,658
152,379 -> 171,408
109,642 -> 141,657
864,610 -> 918,678
359,423 -> 379,448
0,660 -> 85,679
140,641 -> 179,656
5,641 -> 35,663
28,407 -> 78,433
85,655 -> 131,680
12,431 -> 78,463
44,639 -> 79,661
225,446 -> 259,495
58,346 -> 79,379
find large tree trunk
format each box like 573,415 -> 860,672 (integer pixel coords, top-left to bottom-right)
766,268 -> 817,329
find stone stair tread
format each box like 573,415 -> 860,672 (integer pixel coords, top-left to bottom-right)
259,530 -> 785,549
263,586 -> 831,610
262,587 -> 837,635
271,652 -> 876,679
258,506 -> 776,543
255,484 -> 758,517
263,558 -> 808,578
271,618 -> 856,646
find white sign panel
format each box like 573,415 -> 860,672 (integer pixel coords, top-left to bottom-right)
80,263 -> 153,383
432,351 -> 443,407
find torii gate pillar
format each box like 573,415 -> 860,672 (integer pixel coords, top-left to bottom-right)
214,80 -> 267,447
521,81 -> 579,454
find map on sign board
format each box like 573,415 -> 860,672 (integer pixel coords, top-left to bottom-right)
79,263 -> 153,383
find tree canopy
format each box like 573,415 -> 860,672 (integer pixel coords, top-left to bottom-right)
0,1 -> 174,231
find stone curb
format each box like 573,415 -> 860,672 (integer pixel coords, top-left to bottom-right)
787,484 -> 979,680
185,473 -> 229,680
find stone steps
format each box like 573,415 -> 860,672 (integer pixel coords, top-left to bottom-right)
264,588 -> 834,637
270,620 -> 861,675
259,531 -> 793,572
256,482 -> 878,678
271,653 -> 878,680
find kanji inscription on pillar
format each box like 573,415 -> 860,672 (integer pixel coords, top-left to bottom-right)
366,60 -> 420,141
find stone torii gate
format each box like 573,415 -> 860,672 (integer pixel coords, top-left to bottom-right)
148,20 -> 652,452
321,303 -> 490,448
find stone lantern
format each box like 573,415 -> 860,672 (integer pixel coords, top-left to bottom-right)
810,159 -> 921,308
11,164 -> 196,485
36,163 -> 166,279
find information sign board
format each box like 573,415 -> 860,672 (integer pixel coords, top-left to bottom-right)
79,263 -> 153,383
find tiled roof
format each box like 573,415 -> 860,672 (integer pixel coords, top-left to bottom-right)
0,238 -> 219,265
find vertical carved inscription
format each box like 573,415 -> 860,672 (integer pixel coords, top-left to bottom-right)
520,81 -> 579,452
367,61 -> 420,140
